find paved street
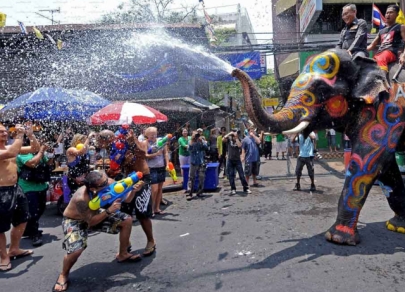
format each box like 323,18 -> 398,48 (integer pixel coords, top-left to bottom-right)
1,158 -> 405,292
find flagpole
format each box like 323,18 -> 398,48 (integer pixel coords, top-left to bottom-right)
371,2 -> 374,32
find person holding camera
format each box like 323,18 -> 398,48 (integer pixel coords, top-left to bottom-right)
223,130 -> 251,195
186,131 -> 208,201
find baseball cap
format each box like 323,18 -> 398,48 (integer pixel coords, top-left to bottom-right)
197,128 -> 203,132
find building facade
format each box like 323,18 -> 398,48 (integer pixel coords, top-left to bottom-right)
272,0 -> 399,102
203,4 -> 257,46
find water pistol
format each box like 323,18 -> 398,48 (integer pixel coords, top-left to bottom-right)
110,124 -> 130,171
88,171 -> 143,211
167,162 -> 177,183
147,134 -> 173,154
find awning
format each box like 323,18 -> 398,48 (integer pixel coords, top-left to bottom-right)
276,0 -> 296,15
278,53 -> 299,78
135,96 -> 219,113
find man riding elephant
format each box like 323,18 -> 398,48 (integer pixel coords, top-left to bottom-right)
367,5 -> 405,72
337,4 -> 368,59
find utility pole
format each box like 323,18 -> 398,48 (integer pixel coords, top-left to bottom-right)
35,8 -> 60,25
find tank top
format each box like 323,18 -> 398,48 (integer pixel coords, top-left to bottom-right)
68,155 -> 89,178
210,135 -> 218,148
378,24 -> 403,55
147,142 -> 165,168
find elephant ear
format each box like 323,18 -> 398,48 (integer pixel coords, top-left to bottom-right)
351,56 -> 390,104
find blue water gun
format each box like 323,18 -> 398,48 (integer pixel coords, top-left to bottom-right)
88,171 -> 143,210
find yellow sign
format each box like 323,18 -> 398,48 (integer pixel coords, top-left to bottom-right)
0,12 -> 6,27
262,98 -> 279,107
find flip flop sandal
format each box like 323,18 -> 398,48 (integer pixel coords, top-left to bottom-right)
52,280 -> 70,292
0,262 -> 12,272
116,254 -> 142,263
160,199 -> 168,206
143,244 -> 156,257
9,250 -> 34,261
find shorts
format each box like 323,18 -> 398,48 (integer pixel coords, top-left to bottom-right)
275,141 -> 287,152
179,155 -> 190,167
0,185 -> 30,233
244,161 -> 260,176
62,210 -> 130,254
373,49 -> 397,72
327,135 -> 336,147
150,167 -> 166,184
295,157 -> 314,177
121,174 -> 153,219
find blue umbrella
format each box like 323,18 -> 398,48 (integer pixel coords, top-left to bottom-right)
0,87 -> 111,121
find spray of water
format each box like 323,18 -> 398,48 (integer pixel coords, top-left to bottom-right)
1,29 -> 235,123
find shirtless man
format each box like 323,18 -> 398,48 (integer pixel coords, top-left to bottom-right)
122,131 -> 155,256
97,128 -> 155,256
97,129 -> 115,148
0,122 -> 40,272
53,170 -> 144,292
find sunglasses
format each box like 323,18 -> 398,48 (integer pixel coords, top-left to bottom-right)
94,177 -> 109,189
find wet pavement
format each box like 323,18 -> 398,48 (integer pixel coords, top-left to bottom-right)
2,157 -> 405,292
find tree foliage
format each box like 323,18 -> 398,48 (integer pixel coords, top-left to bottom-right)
209,69 -> 280,107
100,0 -> 199,24
211,27 -> 237,46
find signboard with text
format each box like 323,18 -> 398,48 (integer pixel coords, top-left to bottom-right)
299,0 -> 322,36
262,98 -> 279,107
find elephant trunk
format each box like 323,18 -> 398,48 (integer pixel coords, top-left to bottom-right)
232,68 -> 305,133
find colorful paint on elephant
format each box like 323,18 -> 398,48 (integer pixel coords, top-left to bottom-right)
336,85 -> 405,237
279,52 -> 344,123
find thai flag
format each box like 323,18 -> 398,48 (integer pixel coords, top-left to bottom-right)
17,21 -> 27,34
372,4 -> 386,29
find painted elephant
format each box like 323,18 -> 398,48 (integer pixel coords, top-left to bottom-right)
232,48 -> 405,245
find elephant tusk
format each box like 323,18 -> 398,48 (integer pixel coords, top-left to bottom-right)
282,121 -> 310,135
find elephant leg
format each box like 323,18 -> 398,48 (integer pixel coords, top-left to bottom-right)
377,160 -> 405,234
325,153 -> 382,245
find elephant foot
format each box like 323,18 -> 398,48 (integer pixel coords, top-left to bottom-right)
386,215 -> 405,234
324,224 -> 360,246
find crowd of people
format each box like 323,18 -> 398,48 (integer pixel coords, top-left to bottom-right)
0,119 -> 327,291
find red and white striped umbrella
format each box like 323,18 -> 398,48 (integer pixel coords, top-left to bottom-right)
89,102 -> 168,125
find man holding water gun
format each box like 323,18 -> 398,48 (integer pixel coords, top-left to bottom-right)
52,171 -> 144,292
